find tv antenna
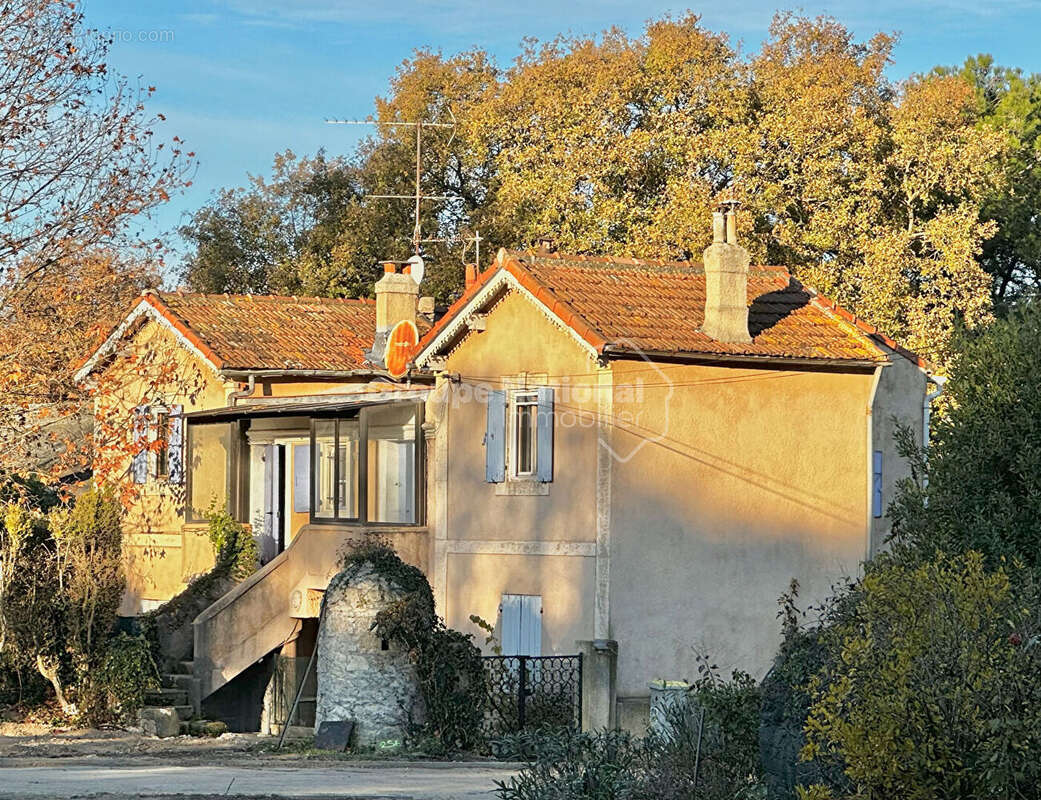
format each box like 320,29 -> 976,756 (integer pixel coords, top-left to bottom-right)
326,108 -> 461,257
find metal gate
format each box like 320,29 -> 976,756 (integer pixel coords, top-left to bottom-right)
482,654 -> 582,736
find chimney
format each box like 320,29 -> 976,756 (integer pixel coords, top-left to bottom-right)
465,263 -> 478,289
701,203 -> 752,344
375,261 -> 418,334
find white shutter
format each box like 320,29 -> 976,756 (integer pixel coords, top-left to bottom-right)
293,443 -> 309,513
520,595 -> 542,656
167,404 -> 184,484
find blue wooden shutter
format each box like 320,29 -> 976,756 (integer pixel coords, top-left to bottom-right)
167,404 -> 184,484
536,387 -> 554,483
872,450 -> 884,518
500,594 -> 521,655
485,390 -> 506,483
500,594 -> 542,656
131,405 -> 148,484
520,595 -> 542,656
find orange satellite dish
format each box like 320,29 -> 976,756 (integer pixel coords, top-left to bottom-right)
384,319 -> 419,379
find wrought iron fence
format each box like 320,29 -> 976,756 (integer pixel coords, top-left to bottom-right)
482,654 -> 582,736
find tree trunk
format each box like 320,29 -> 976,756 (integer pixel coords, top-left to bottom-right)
36,654 -> 76,717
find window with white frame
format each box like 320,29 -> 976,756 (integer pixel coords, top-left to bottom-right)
509,390 -> 539,478
484,385 -> 554,484
132,403 -> 183,486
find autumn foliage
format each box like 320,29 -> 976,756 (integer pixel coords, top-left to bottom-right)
183,13 -> 1016,368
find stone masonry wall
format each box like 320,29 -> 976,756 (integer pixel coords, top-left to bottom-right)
315,563 -> 423,748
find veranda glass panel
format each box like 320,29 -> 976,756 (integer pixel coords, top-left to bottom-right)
188,422 -> 229,518
313,419 -> 336,519
337,419 -> 360,518
367,405 -> 417,524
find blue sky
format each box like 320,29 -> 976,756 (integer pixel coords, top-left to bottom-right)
81,0 -> 1041,268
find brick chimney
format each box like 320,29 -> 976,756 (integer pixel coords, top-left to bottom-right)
701,204 -> 752,344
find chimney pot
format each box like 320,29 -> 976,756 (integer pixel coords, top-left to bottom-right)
465,263 -> 478,289
712,212 -> 726,243
382,261 -> 397,274
726,210 -> 737,244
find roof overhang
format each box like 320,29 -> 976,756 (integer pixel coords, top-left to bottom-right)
218,367 -> 434,382
413,261 -> 604,367
183,391 -> 429,423
601,345 -> 886,372
74,294 -> 224,384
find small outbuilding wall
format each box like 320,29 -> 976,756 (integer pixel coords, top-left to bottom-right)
315,562 -> 423,748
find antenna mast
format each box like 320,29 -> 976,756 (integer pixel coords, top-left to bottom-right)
326,111 -> 459,255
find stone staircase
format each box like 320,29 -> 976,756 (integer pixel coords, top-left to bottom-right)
138,658 -> 225,737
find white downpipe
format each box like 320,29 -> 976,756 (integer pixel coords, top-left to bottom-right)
923,375 -> 947,450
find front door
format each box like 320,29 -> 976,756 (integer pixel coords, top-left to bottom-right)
261,444 -> 286,564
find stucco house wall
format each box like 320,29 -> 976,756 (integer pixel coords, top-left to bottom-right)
870,349 -> 930,555
607,359 -> 876,708
432,289 -> 601,651
96,318 -> 235,613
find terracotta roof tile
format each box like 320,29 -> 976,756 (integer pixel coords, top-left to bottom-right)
151,292 -> 392,372
418,250 -> 914,366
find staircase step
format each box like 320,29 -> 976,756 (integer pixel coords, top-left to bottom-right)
145,688 -> 189,707
171,660 -> 195,675
162,673 -> 198,691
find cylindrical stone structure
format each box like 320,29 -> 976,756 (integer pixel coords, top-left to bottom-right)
315,562 -> 423,748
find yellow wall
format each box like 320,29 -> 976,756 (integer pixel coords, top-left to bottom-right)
98,320 -> 233,613
607,359 -> 874,696
432,289 -> 602,649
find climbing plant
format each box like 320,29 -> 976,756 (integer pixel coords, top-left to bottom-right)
339,539 -> 488,753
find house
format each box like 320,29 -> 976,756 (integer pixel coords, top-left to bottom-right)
74,264 -> 435,729
410,207 -> 934,729
77,206 -> 933,733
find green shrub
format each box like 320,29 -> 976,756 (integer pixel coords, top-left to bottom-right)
497,668 -> 764,800
801,551 -> 1041,799
79,633 -> 159,725
495,727 -> 646,800
205,500 -> 257,580
0,487 -> 126,718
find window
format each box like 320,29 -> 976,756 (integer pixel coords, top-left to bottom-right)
368,405 -> 417,524
510,392 -> 538,477
485,387 -> 554,483
132,404 -> 183,486
872,450 -> 884,518
499,594 -> 542,656
310,403 -> 421,525
155,411 -> 170,480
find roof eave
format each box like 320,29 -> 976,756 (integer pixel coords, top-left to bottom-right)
601,344 -> 887,371
218,367 -> 434,381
